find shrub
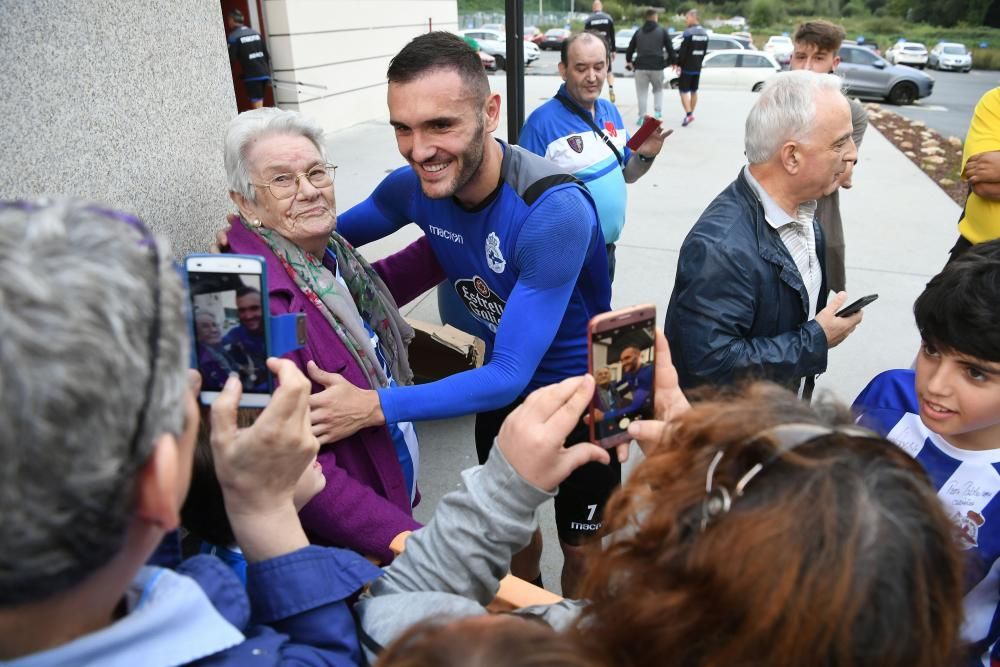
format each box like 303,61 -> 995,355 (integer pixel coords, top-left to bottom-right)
843,0 -> 871,17
861,15 -> 901,33
972,48 -> 1000,70
749,0 -> 782,28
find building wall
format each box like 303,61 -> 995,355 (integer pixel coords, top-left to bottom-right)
0,1 -> 237,257
266,0 -> 459,133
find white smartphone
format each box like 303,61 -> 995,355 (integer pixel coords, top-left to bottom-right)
185,254 -> 272,407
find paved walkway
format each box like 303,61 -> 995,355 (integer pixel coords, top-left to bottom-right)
326,75 -> 961,593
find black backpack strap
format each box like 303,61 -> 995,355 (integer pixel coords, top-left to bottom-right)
358,624 -> 385,664
522,173 -> 583,206
554,92 -> 624,168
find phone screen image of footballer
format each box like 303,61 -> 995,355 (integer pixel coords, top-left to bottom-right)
186,254 -> 272,407
588,305 -> 656,448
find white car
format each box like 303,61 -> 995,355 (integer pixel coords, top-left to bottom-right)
669,49 -> 779,92
928,42 -> 972,72
671,32 -> 746,53
763,35 -> 793,65
615,27 -> 638,53
886,42 -> 929,68
459,29 -> 539,70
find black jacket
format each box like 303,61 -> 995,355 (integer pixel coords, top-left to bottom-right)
665,169 -> 829,390
626,20 -> 675,70
584,11 -> 615,47
227,25 -> 271,80
675,24 -> 709,73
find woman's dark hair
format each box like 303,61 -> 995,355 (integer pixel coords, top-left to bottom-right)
914,238 -> 1000,363
386,32 -> 490,103
181,408 -> 260,547
573,382 -> 965,667
376,615 -> 602,667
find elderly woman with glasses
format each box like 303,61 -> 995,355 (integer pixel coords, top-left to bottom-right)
223,108 -> 444,562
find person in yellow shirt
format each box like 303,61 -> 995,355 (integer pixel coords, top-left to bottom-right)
953,87 -> 1000,262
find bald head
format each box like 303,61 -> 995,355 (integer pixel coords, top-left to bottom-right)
592,0 -> 602,10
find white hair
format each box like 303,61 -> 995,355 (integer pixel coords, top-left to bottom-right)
224,107 -> 328,203
744,70 -> 845,164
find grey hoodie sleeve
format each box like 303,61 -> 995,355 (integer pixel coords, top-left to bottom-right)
355,444 -> 557,652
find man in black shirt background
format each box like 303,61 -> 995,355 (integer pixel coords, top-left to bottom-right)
226,9 -> 271,109
674,8 -> 708,127
584,1 -> 617,103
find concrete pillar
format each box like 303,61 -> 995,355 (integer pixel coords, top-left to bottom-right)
0,1 -> 237,257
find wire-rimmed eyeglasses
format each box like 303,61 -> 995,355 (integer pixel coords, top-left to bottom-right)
254,163 -> 337,200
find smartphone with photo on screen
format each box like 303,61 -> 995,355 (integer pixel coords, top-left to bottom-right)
185,254 -> 272,407
587,304 -> 656,449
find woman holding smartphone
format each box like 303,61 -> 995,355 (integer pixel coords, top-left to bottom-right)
220,108 -> 444,563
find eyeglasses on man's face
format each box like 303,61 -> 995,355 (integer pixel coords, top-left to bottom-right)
255,163 -> 337,200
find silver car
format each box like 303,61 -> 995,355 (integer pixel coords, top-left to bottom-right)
928,42 -> 973,72
459,29 -> 540,70
837,44 -> 934,105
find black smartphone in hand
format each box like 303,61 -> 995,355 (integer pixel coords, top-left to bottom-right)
836,293 -> 878,318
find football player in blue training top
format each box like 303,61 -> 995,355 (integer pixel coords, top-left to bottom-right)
854,238 -> 1000,666
312,31 -> 615,598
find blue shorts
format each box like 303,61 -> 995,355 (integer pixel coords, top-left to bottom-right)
243,78 -> 268,102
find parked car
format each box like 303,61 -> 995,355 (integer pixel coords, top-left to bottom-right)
763,35 -> 793,66
928,42 -> 972,72
480,23 -> 504,33
540,28 -> 571,51
479,51 -> 496,71
671,33 -> 747,53
886,41 -> 929,68
837,44 -> 934,105
459,29 -> 539,69
523,26 -> 544,45
669,50 -> 779,91
615,27 -> 638,52
729,31 -> 754,49
844,39 -> 881,57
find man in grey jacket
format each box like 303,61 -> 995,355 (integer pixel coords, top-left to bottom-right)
626,8 -> 676,125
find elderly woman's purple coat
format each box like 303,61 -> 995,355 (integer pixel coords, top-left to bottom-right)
228,221 -> 445,562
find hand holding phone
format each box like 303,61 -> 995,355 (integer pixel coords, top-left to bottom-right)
497,375 -> 610,492
627,116 -> 663,151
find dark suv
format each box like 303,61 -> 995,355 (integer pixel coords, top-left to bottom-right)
836,44 -> 934,105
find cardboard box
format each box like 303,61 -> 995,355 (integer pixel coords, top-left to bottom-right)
406,319 -> 486,384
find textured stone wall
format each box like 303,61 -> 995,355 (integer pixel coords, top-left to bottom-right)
0,1 -> 237,257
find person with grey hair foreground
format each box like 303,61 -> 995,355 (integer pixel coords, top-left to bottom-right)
0,200 -> 380,665
665,70 -> 864,395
